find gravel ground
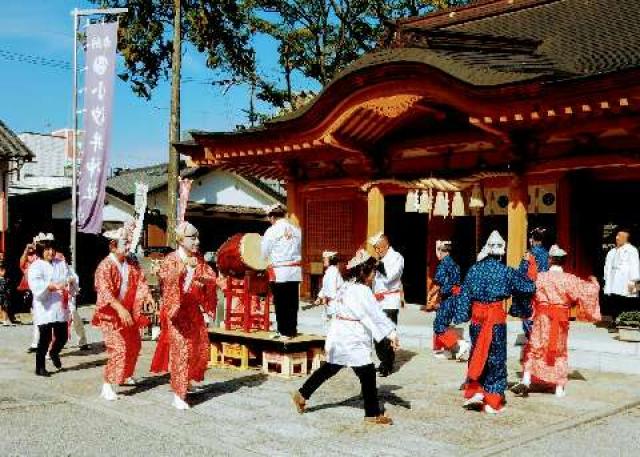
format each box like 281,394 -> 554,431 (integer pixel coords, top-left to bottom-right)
1,306 -> 639,456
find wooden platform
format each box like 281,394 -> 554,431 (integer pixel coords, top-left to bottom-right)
208,328 -> 325,377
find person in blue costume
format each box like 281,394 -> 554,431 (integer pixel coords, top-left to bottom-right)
452,231 -> 535,414
521,227 -> 549,339
431,240 -> 470,360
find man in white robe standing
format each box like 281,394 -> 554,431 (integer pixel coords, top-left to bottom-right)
369,232 -> 404,377
604,227 -> 640,322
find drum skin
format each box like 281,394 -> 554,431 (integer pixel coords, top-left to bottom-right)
216,233 -> 267,277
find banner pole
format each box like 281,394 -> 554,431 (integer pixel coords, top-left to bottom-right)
70,8 -> 79,269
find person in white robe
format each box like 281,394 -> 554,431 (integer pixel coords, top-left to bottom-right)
28,239 -> 77,376
315,251 -> 344,322
603,228 -> 640,321
369,232 -> 404,376
261,204 -> 302,339
291,249 -> 398,425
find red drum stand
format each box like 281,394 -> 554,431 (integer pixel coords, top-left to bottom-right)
224,272 -> 271,332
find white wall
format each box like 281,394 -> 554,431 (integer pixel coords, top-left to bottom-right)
52,194 -> 133,222
146,170 -> 279,214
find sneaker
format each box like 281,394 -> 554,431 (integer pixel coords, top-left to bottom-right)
100,384 -> 119,401
364,414 -> 393,425
484,404 -> 504,414
463,392 -> 485,408
456,340 -> 471,361
510,383 -> 530,397
291,391 -> 306,414
79,344 -> 91,351
1,321 -> 12,326
172,394 -> 190,410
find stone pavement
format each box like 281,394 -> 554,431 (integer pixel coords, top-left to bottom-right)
1,306 -> 639,457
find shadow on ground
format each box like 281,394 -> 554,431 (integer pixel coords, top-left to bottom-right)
189,373 -> 269,406
305,383 -> 411,413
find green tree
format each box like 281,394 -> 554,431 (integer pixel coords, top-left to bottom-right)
90,0 -> 254,99
246,0 -> 469,110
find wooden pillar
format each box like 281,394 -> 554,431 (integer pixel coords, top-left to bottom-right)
286,180 -> 302,228
367,186 -> 384,253
507,175 -> 528,267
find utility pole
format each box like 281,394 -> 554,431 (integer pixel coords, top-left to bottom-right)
166,0 -> 182,248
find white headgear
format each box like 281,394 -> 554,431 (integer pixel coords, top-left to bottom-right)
484,230 -> 506,257
175,221 -> 198,239
477,245 -> 489,261
33,233 -> 54,243
347,249 -> 371,270
322,251 -> 338,259
368,232 -> 384,247
436,240 -> 452,251
102,219 -> 135,243
549,244 -> 567,257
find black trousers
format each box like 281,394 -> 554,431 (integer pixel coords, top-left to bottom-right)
270,281 -> 300,337
299,362 -> 381,417
36,321 -> 68,371
604,294 -> 639,320
375,309 -> 398,373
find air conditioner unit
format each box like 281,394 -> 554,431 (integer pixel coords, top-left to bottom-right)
483,187 -> 509,215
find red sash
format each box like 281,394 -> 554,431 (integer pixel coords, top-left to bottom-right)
451,285 -> 461,296
468,301 -> 506,381
374,289 -> 401,301
267,261 -> 302,282
537,303 -> 570,365
527,255 -> 538,281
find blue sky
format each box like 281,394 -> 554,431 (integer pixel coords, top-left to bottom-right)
0,0 -> 312,168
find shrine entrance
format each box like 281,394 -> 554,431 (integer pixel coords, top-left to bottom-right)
384,195 -> 428,305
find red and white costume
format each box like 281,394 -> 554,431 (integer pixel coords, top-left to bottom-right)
151,248 -> 216,400
524,265 -> 600,387
93,253 -> 150,384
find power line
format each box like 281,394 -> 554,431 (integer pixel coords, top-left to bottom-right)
0,48 -> 71,70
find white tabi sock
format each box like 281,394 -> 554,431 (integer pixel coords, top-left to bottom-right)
555,385 -> 566,397
100,383 -> 119,401
172,393 -> 190,410
522,371 -> 531,387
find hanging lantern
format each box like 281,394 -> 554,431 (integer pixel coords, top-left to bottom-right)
451,191 -> 465,216
405,190 -> 418,213
418,189 -> 432,213
433,191 -> 449,217
468,183 -> 485,210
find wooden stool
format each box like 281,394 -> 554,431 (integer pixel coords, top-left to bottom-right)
221,343 -> 252,370
262,351 -> 308,378
209,342 -> 222,367
308,347 -> 324,371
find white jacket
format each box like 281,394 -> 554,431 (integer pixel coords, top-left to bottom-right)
28,258 -> 75,325
318,265 -> 343,317
325,281 -> 396,366
261,218 -> 302,283
604,243 -> 640,297
373,247 -> 404,310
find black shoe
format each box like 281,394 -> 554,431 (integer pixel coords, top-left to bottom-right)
27,347 -> 37,353
35,368 -> 50,377
79,344 -> 90,351
378,367 -> 392,377
50,354 -> 62,370
511,383 -> 530,397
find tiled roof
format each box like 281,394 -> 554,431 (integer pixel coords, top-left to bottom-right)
0,120 -> 34,160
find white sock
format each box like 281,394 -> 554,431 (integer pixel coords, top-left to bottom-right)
555,385 -> 565,397
522,371 -> 531,386
173,393 -> 190,410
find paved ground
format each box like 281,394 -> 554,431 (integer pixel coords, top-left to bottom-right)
1,306 -> 639,457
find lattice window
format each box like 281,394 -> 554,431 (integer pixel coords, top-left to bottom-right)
306,199 -> 354,258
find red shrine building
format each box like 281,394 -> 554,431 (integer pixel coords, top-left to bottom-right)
179,0 -> 640,304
